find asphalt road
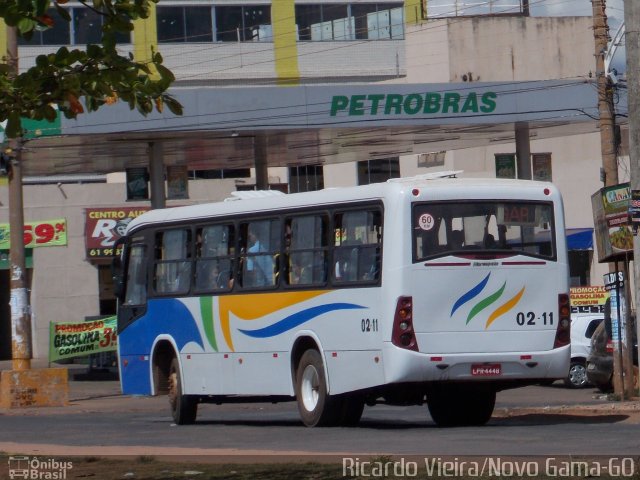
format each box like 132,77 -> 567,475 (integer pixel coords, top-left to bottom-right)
0,380 -> 639,457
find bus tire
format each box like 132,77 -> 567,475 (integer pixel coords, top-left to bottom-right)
427,388 -> 459,427
295,349 -> 341,427
339,394 -> 365,426
427,387 -> 495,427
460,389 -> 495,426
169,357 -> 198,425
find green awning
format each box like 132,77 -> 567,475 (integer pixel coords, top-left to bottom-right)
0,249 -> 33,269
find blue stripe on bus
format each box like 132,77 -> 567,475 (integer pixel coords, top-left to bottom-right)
238,303 -> 365,338
119,298 -> 204,354
450,272 -> 491,317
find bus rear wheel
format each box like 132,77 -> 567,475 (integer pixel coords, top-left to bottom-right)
427,386 -> 495,427
168,357 -> 198,425
338,394 -> 365,426
295,349 -> 341,427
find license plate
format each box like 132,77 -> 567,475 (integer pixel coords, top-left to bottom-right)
471,364 -> 502,376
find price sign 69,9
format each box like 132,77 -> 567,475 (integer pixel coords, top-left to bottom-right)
0,219 -> 68,249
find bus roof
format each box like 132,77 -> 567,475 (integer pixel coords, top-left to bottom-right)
126,175 -> 559,234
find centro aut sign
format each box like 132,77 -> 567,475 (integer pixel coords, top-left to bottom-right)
85,207 -> 149,259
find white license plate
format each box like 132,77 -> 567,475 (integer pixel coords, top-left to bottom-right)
471,364 -> 502,376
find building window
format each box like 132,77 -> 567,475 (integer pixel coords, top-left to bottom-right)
289,165 -> 324,193
157,6 -> 213,43
352,3 -> 404,40
495,154 -> 516,179
532,153 -> 552,182
18,8 -> 70,45
358,158 -> 400,185
215,5 -> 272,42
295,4 -> 350,41
18,7 -> 130,45
188,169 -> 250,180
295,3 -> 403,41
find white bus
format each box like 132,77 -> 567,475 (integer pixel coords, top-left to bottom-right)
114,174 -> 570,427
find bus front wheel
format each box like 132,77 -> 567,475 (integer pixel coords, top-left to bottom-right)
168,357 -> 198,425
295,349 -> 341,427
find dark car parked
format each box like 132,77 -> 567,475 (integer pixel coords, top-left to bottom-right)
586,315 -> 638,393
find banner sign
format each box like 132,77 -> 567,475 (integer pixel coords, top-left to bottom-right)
0,219 -> 67,249
85,207 -> 150,259
569,286 -> 609,314
591,183 -> 633,262
49,316 -> 117,362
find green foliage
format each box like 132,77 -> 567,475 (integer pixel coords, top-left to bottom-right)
0,0 -> 182,138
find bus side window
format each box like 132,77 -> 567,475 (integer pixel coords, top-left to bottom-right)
154,229 -> 192,295
195,224 -> 234,292
124,244 -> 147,305
333,209 -> 381,283
240,219 -> 280,289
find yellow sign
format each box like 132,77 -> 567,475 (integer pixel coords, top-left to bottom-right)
570,286 -> 609,307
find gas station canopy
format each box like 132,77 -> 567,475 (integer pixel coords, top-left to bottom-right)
10,79 -> 605,176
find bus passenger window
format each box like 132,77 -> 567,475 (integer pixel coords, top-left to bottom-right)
333,209 -> 382,283
195,224 -> 234,292
286,215 -> 328,287
153,229 -> 192,295
240,219 -> 280,289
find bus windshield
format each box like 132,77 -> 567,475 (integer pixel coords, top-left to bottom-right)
413,200 -> 556,261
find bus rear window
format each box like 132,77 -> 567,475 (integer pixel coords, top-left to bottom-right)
412,201 -> 556,261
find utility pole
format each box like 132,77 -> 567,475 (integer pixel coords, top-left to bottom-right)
5,26 -> 31,371
0,26 -> 67,408
625,0 -> 640,397
593,0 -> 635,397
593,0 -> 618,188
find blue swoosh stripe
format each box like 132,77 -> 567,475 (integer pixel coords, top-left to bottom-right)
238,303 -> 365,338
450,273 -> 491,317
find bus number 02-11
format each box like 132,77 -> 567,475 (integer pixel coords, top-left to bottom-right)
516,311 -> 554,326
361,318 -> 378,332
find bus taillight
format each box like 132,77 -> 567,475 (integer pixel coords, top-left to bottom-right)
553,293 -> 571,348
392,296 -> 418,351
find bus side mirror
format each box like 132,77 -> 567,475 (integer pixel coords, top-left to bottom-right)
112,257 -> 126,302
112,237 -> 127,302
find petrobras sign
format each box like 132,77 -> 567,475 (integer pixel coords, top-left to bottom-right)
330,91 -> 498,117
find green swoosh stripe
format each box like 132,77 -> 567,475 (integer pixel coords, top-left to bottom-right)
200,296 -> 218,351
466,282 -> 506,324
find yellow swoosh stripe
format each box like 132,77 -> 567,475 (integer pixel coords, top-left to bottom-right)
219,290 -> 326,351
485,287 -> 525,329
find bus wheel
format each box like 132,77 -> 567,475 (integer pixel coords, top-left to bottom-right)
168,357 -> 198,425
460,390 -> 495,426
295,349 -> 340,427
427,387 -> 495,427
339,394 -> 365,426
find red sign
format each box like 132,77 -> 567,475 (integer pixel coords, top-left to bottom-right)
85,207 -> 150,259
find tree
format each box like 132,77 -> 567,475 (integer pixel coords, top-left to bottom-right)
0,0 -> 182,139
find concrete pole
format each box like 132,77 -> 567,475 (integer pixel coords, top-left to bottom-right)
515,122 -> 532,180
625,0 -> 640,396
6,26 -> 32,371
148,141 -> 166,209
